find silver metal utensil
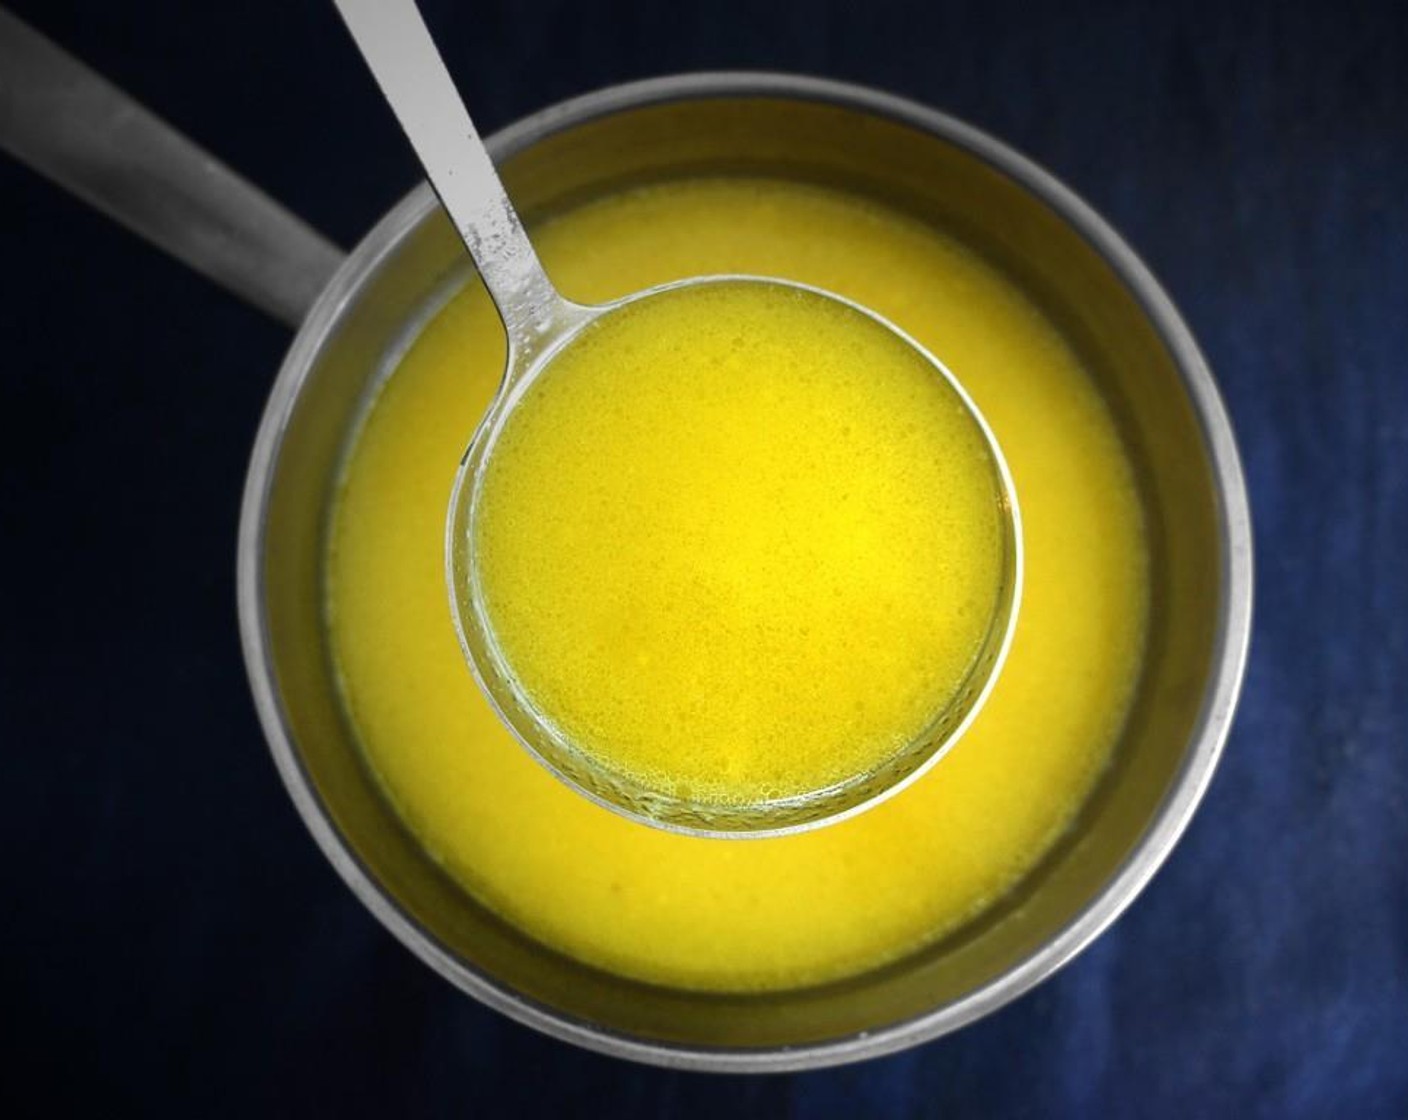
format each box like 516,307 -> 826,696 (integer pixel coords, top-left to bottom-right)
331,0 -> 1022,837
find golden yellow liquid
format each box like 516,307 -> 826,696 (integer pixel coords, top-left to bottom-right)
329,178 -> 1148,991
474,281 -> 1007,806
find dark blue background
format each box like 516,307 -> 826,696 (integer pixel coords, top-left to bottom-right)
2,0 -> 1404,1115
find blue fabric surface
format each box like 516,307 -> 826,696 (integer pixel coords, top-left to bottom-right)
1,0 -> 1404,1115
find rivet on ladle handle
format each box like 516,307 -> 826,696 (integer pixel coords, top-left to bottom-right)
331,0 -> 580,368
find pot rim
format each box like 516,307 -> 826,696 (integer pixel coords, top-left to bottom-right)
237,70 -> 1252,1073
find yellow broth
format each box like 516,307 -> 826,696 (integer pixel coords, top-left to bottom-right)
328,178 -> 1148,991
473,280 -> 1008,807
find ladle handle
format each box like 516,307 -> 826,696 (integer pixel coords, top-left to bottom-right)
0,8 -> 344,329
332,0 -> 573,361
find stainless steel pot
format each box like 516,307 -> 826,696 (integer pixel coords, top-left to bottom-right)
4,18 -> 1251,1072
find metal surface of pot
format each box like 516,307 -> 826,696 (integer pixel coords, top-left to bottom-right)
235,73 -> 1251,1072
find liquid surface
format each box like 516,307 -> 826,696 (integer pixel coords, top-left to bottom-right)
473,281 -> 1007,807
329,178 -> 1148,991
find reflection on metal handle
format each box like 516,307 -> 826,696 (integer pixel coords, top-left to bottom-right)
331,0 -> 574,360
0,8 -> 344,328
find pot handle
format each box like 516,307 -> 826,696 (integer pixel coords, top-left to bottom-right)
0,8 -> 345,328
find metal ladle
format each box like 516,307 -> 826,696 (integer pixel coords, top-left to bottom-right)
333,0 -> 1023,837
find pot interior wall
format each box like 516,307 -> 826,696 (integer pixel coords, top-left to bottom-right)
257,94 -> 1222,1053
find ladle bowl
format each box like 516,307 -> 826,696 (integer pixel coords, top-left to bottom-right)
447,272 -> 1022,836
